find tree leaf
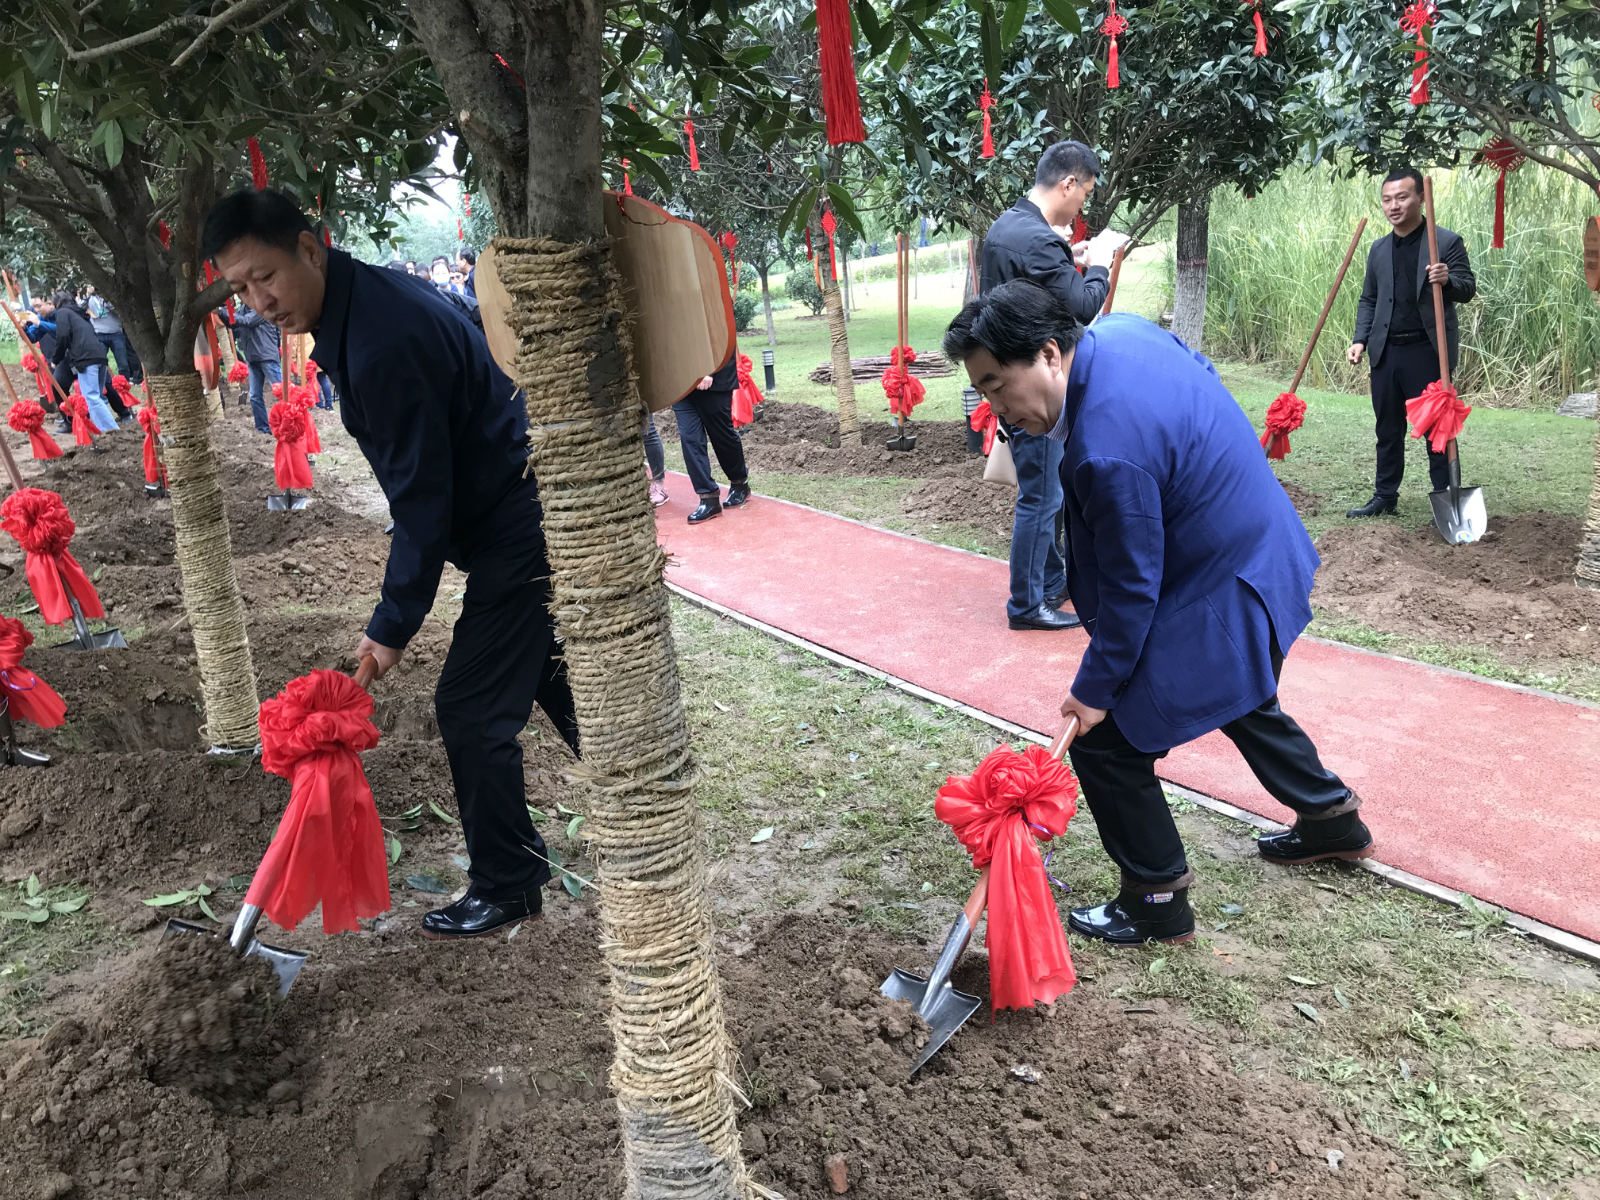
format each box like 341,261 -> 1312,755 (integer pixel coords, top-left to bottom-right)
1334,986 -> 1351,1009
48,895 -> 89,914
405,874 -> 451,894
1293,1001 -> 1322,1024
562,873 -> 584,898
1219,902 -> 1245,915
24,875 -> 40,899
144,892 -> 193,906
197,897 -> 219,923
566,814 -> 585,839
1000,0 -> 1028,47
1040,0 -> 1081,34
429,801 -> 460,824
0,910 -> 45,923
103,120 -> 124,169
1287,975 -> 1321,987
386,832 -> 403,866
750,826 -> 775,844
1148,956 -> 1167,975
980,1 -> 1003,87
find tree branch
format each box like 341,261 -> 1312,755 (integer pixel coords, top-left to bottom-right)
171,0 -> 292,68
60,13 -> 206,63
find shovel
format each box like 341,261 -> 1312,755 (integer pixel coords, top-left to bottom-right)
267,489 -> 312,512
0,695 -> 51,767
51,585 -> 127,651
881,717 -> 1078,1076
1421,178 -> 1487,544
165,653 -> 380,996
885,416 -> 916,452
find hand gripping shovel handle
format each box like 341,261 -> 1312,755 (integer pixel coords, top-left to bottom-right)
952,715 -> 1082,949
352,653 -> 379,690
1423,178 -> 1467,504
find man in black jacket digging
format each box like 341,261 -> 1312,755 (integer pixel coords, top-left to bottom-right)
203,189 -> 578,939
1346,167 -> 1477,518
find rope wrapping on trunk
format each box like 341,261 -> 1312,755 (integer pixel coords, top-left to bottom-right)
147,373 -> 260,750
489,236 -> 753,1200
1579,421 -> 1600,591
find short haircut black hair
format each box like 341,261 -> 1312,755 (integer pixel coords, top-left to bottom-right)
385,260 -> 408,272
458,248 -> 477,266
200,188 -> 316,261
942,279 -> 1086,367
431,256 -> 450,269
50,290 -> 73,310
1383,167 -> 1424,196
1035,141 -> 1101,189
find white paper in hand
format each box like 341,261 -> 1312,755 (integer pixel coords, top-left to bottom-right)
1086,229 -> 1131,270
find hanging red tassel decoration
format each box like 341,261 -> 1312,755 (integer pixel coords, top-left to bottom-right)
1407,380 -> 1471,451
1100,1 -> 1128,89
1243,0 -> 1268,55
815,0 -> 865,144
1400,1 -> 1435,106
464,192 -> 472,217
1474,138 -> 1525,249
252,670 -> 389,935
804,227 -> 813,260
732,354 -> 765,428
248,136 -> 269,190
1532,18 -> 1545,78
0,616 -> 67,729
718,231 -> 739,290
7,401 -> 63,461
457,217 -> 465,242
686,118 -> 701,170
157,221 -> 172,249
622,159 -> 633,196
820,208 -> 840,281
881,346 -> 927,419
935,745 -> 1079,1013
979,80 -> 996,159
268,400 -> 314,491
0,489 -> 106,626
322,225 -> 332,248
1260,392 -> 1306,460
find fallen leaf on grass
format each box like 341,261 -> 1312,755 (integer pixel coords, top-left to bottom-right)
428,801 -> 459,825
1219,902 -> 1245,916
1287,975 -> 1322,986
750,827 -> 774,844
1334,987 -> 1351,1009
405,874 -> 451,894
1293,1001 -> 1322,1024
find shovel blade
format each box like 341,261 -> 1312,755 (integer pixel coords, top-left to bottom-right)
880,967 -> 985,1077
163,918 -> 308,998
52,628 -> 128,652
1428,484 -> 1487,545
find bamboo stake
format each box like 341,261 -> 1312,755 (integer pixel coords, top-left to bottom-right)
1286,217 -> 1368,394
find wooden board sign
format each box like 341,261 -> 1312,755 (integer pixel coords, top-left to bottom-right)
475,194 -> 736,413
1585,215 -> 1600,293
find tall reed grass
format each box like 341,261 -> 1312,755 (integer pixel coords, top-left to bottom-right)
1205,166 -> 1600,406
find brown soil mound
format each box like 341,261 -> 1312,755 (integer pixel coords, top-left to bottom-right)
0,912 -> 1420,1200
1314,512 -> 1600,667
903,472 -> 1016,542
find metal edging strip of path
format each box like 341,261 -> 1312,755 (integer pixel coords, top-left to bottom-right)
665,580 -> 1600,970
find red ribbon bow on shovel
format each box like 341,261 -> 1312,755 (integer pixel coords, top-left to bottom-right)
0,616 -> 67,729
268,399 -> 313,491
0,488 -> 105,626
249,661 -> 389,935
934,725 -> 1080,1013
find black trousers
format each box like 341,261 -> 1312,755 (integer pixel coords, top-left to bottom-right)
673,389 -> 748,497
434,515 -> 579,900
1067,656 -> 1352,888
1371,339 -> 1451,498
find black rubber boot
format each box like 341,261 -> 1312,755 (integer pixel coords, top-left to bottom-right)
1257,809 -> 1375,864
724,481 -> 752,508
1345,494 -> 1397,518
688,495 -> 722,524
1068,886 -> 1196,946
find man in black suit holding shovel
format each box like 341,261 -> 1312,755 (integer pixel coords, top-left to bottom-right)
1346,167 -> 1476,518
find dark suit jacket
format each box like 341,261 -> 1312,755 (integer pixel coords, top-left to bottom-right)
1352,225 -> 1476,370
1061,315 -> 1321,754
981,198 -> 1108,323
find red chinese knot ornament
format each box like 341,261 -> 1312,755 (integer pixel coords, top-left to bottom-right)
1100,1 -> 1128,89
1474,138 -> 1525,249
1400,1 -> 1436,106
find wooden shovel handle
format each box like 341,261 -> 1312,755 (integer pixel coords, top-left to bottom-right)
353,654 -> 380,690
962,716 -> 1082,926
1423,177 -> 1451,388
1099,247 -> 1126,317
1288,216 -> 1368,395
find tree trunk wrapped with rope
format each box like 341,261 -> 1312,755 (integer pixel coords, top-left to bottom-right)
1579,421 -> 1600,590
812,213 -> 860,443
148,373 -> 260,750
490,235 -> 751,1198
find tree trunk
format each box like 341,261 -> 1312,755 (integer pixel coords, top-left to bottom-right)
814,215 -> 859,443
964,235 -> 982,303
759,263 -> 776,350
841,241 -> 852,320
1172,190 -> 1212,351
1578,419 -> 1600,589
409,2 -> 750,1196
148,372 -> 260,750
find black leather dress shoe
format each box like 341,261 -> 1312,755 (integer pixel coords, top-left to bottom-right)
1046,588 -> 1070,611
688,496 -> 723,524
1345,494 -> 1397,519
724,482 -> 752,508
1258,811 -> 1375,864
421,888 -> 542,939
1068,887 -> 1195,946
1008,604 -> 1084,632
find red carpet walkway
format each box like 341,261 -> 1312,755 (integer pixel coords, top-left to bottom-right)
655,474 -> 1600,949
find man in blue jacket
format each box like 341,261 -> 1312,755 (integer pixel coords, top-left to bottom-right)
944,281 -> 1373,945
202,189 -> 578,939
981,141 -> 1119,633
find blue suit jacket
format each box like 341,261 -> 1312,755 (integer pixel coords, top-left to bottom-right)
1060,315 -> 1320,754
